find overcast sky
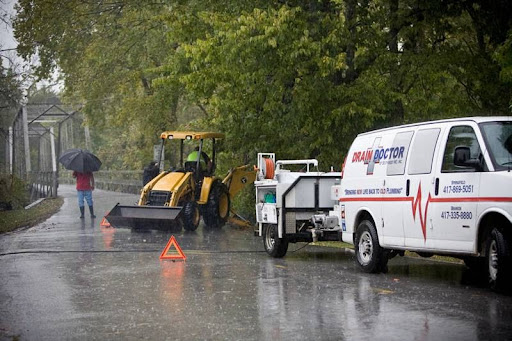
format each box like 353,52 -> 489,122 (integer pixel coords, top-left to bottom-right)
0,0 -> 16,48
1,0 -> 20,69
1,0 -> 63,94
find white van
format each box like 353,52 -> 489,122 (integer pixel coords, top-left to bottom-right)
337,116 -> 512,289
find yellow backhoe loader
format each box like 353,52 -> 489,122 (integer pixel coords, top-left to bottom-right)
105,131 -> 256,231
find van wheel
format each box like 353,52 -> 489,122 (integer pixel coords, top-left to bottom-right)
182,201 -> 200,231
263,224 -> 288,258
355,220 -> 388,273
486,228 -> 511,291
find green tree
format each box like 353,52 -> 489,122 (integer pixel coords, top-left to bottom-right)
14,1 -> 183,169
13,0 -> 512,172
168,0 -> 511,168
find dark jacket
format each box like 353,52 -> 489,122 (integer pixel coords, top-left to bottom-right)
143,163 -> 159,185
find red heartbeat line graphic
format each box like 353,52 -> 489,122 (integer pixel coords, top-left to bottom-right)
410,183 -> 431,241
339,187 -> 512,242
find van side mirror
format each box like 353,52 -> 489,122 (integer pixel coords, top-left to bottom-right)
453,146 -> 470,165
454,146 -> 482,171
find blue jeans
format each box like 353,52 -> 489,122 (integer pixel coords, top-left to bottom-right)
77,190 -> 93,207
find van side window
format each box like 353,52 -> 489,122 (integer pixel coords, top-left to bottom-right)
408,128 -> 440,175
441,125 -> 483,173
386,131 -> 414,176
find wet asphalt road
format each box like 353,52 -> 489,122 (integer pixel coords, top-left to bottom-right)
1,185 -> 512,341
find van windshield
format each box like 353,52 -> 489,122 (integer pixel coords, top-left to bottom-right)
479,121 -> 512,171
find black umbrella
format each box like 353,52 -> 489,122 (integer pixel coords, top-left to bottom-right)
59,148 -> 102,173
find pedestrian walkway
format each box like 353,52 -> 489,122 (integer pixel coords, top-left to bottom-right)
1,184 -> 261,255
1,185 -> 141,255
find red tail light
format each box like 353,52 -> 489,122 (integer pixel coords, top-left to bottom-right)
341,155 -> 347,179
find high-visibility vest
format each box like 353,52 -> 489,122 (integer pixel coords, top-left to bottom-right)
187,151 -> 206,169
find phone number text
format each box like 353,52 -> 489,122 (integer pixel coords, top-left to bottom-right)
443,185 -> 474,194
440,211 -> 473,219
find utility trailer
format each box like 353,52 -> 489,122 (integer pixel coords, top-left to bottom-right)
255,153 -> 342,257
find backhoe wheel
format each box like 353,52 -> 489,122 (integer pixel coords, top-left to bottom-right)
182,201 -> 200,231
355,219 -> 388,273
486,228 -> 511,291
203,181 -> 230,229
263,224 -> 288,258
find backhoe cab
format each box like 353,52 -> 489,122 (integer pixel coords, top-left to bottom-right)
106,131 -> 256,231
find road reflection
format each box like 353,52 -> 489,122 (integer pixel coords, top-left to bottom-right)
160,261 -> 185,303
78,218 -> 95,257
254,251 -> 511,341
100,226 -> 115,249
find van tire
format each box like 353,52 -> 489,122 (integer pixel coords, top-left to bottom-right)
486,228 -> 511,291
263,224 -> 288,258
355,220 -> 388,273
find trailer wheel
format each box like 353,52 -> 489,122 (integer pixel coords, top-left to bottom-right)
263,224 -> 288,258
182,201 -> 200,231
203,181 -> 230,229
355,220 -> 388,273
486,228 -> 511,291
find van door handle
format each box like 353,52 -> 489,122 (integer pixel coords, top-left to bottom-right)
435,178 -> 439,195
406,179 -> 410,196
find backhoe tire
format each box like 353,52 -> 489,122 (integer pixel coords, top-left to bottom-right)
203,181 -> 230,229
182,201 -> 200,231
263,224 -> 288,258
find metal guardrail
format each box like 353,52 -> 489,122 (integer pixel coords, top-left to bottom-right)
28,171 -> 57,201
59,170 -> 144,194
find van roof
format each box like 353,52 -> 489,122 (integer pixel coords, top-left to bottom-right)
358,116 -> 511,137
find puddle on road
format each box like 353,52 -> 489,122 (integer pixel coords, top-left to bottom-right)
268,244 -> 492,289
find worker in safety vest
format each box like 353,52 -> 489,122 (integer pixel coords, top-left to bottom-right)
186,147 -> 212,174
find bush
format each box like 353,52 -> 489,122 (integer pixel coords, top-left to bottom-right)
0,174 -> 30,210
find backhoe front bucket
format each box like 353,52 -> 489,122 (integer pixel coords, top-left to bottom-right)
105,203 -> 183,230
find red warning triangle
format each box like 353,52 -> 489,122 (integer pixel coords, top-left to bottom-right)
160,235 -> 186,260
100,216 -> 111,227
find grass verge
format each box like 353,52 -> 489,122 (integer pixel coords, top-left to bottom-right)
0,197 -> 64,234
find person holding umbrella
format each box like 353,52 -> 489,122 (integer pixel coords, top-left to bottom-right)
59,149 -> 102,219
73,171 -> 96,219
